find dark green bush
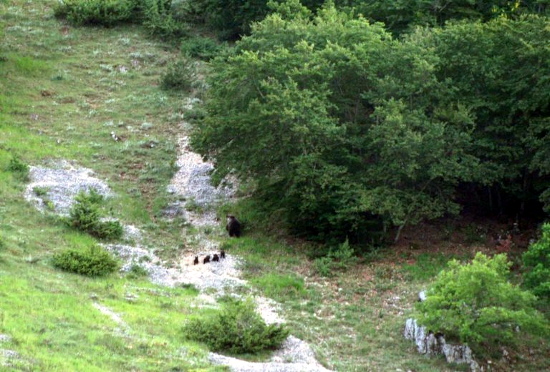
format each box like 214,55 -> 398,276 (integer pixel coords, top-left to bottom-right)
7,156 -> 29,181
182,298 -> 289,353
160,58 -> 198,91
523,223 -> 550,303
141,0 -> 188,38
54,0 -> 138,26
66,190 -> 123,240
52,245 -> 119,277
180,36 -> 225,61
416,253 -> 549,357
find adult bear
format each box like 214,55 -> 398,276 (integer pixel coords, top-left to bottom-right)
226,215 -> 241,238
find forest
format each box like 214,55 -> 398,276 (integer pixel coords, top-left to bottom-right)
177,0 -> 550,244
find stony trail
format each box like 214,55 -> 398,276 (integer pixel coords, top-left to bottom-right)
23,121 -> 332,371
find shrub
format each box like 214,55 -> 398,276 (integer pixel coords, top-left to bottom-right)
314,239 -> 358,277
126,263 -> 149,279
54,0 -> 137,26
52,245 -> 119,277
416,253 -> 549,356
182,298 -> 289,354
141,0 -> 188,38
66,190 -> 123,240
522,223 -> 550,303
7,156 -> 29,181
180,36 -> 225,61
160,58 -> 198,91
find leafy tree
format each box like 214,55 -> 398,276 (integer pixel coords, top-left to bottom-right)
428,16 -> 550,215
416,253 -> 549,357
352,0 -> 548,35
191,3 -> 479,242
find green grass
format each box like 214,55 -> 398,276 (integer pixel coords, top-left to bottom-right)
0,0 -> 220,370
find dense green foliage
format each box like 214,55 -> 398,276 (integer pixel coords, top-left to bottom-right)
352,0 -> 548,35
191,3 -> 478,242
164,0 -> 549,39
53,0 -> 138,26
66,190 -> 123,240
430,16 -> 550,215
52,245 -> 119,276
523,223 -> 550,302
182,298 -> 289,353
416,253 -> 549,356
190,2 -> 550,242
180,36 -> 227,61
141,0 -> 188,37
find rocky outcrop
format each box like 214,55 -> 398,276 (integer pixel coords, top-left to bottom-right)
404,298 -> 482,371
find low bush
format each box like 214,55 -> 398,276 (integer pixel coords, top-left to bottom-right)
182,298 -> 289,354
180,36 -> 225,61
54,0 -> 138,26
522,223 -> 550,303
7,156 -> 29,181
314,239 -> 358,277
52,245 -> 119,277
160,58 -> 198,91
126,263 -> 149,279
416,253 -> 549,357
66,190 -> 123,240
141,0 -> 188,38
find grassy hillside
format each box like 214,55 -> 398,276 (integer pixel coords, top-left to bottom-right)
0,0 -> 548,371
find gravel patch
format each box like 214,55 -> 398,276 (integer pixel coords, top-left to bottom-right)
24,159 -> 111,215
103,243 -> 247,292
208,336 -> 331,372
0,335 -> 11,344
167,135 -> 236,227
0,349 -> 20,360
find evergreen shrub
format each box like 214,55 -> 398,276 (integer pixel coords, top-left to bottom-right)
54,0 -> 138,26
141,0 -> 188,38
66,190 -> 123,240
160,58 -> 197,91
182,298 -> 289,353
52,245 -> 118,277
180,36 -> 225,61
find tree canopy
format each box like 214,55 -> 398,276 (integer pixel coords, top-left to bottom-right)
190,1 -> 549,243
